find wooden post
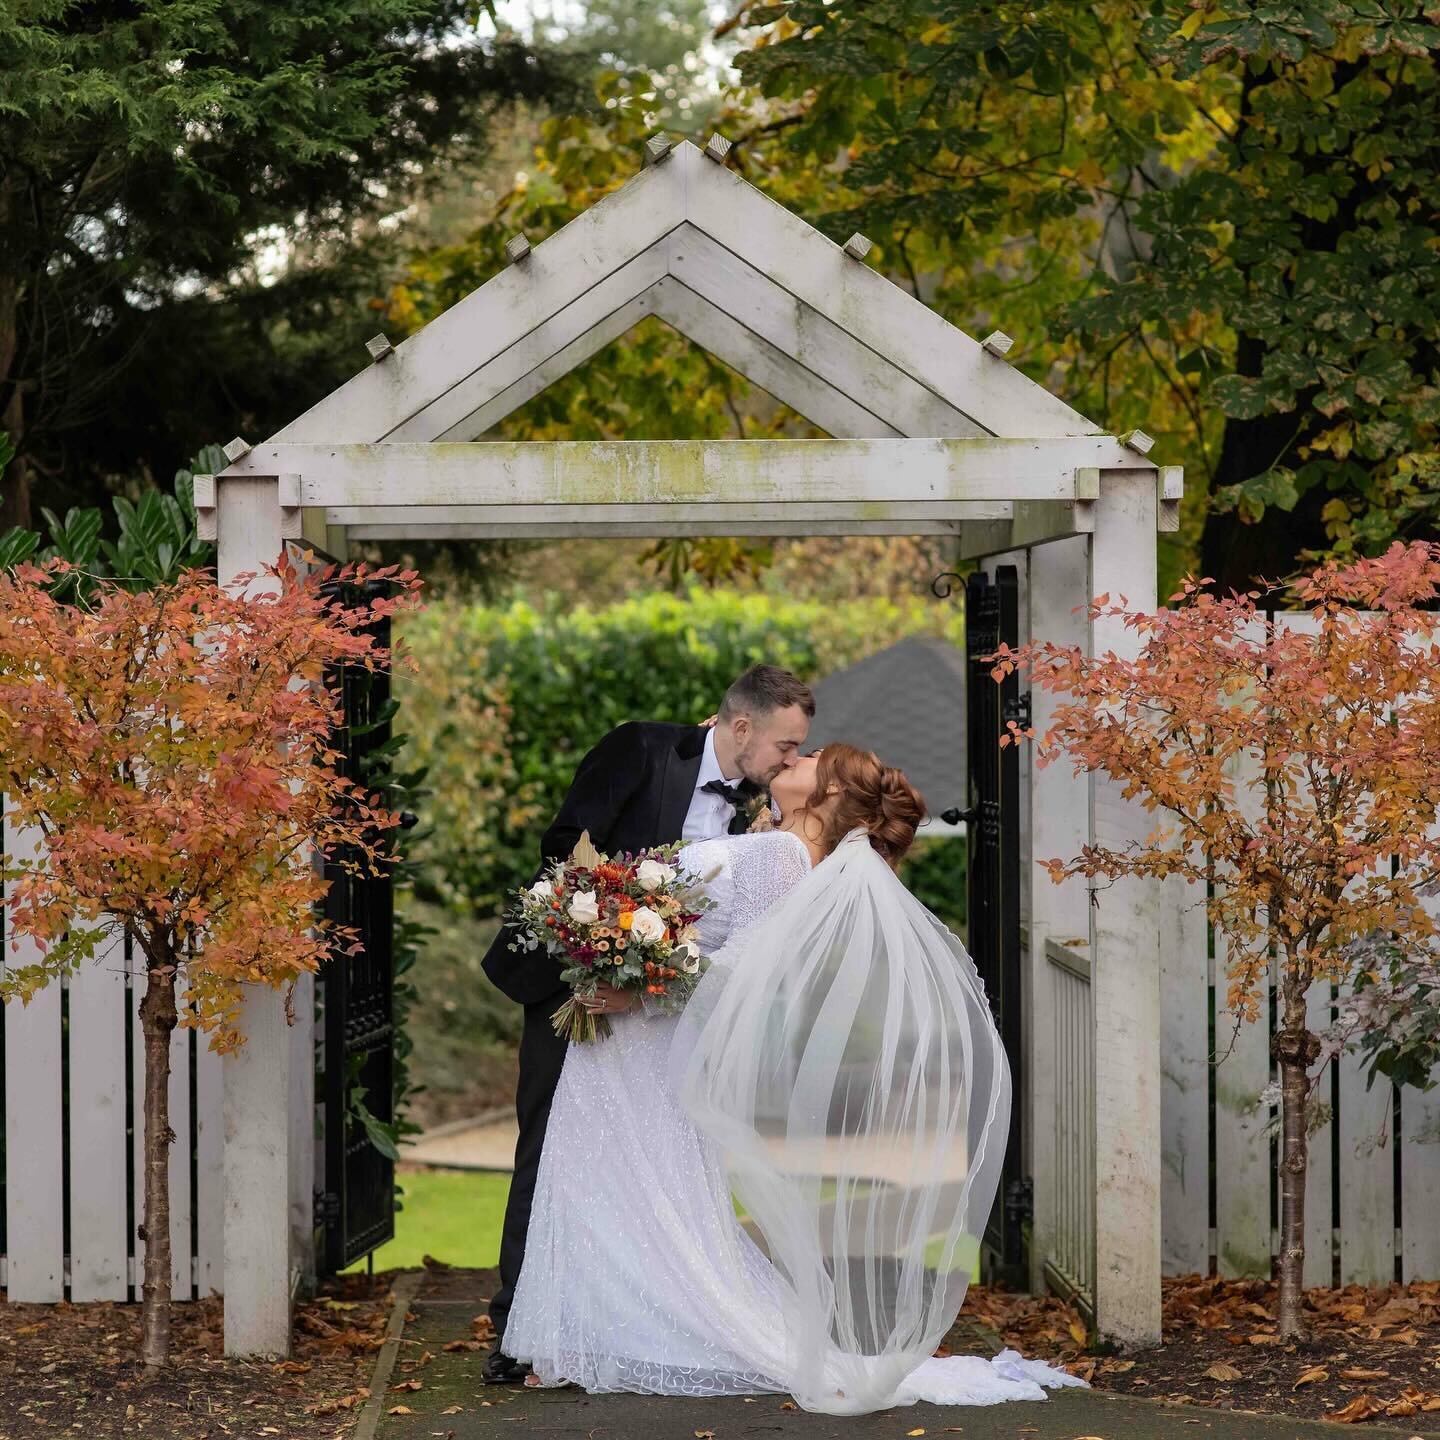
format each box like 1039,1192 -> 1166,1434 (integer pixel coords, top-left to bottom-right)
1087,470 -> 1162,1346
1024,535 -> 1093,1295
217,475 -> 294,1358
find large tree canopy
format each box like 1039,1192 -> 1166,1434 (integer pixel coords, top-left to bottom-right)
727,0 -> 1440,590
0,0 -> 579,528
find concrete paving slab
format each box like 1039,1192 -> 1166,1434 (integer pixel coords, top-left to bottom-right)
401,1109 -> 518,1171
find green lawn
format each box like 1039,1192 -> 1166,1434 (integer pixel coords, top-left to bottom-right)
343,1166 -> 511,1274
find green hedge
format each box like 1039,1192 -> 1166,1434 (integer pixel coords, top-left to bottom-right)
397,587 -> 965,922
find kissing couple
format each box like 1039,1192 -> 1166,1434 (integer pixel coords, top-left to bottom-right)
480,664 -> 1083,1414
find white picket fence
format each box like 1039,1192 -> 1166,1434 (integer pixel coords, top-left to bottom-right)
1,808 -> 224,1301
1157,611 -> 1440,1287
7,597 -> 1440,1307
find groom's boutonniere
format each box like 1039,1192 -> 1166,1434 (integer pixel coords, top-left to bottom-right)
745,791 -> 778,833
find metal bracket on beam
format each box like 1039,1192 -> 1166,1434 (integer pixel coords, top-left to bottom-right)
704,133 -> 732,164
503,233 -> 531,263
365,334 -> 394,363
643,133 -> 673,167
193,473 -> 216,543
842,233 -> 873,261
981,330 -> 1014,359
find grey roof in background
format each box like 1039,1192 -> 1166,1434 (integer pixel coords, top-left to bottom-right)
806,636 -> 967,819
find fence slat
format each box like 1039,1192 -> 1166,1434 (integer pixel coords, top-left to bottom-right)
130,951 -> 193,1300
68,930 -> 129,1300
1401,814 -> 1440,1280
1401,1083 -> 1440,1281
195,1009 -> 225,1298
1302,981 -> 1336,1288
2,808 -> 65,1300
1160,865 -> 1209,1275
1213,676 -> 1273,1280
1336,991 -> 1395,1287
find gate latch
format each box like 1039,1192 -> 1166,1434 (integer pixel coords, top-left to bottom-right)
1004,1176 -> 1034,1227
313,1188 -> 342,1224
1002,690 -> 1032,731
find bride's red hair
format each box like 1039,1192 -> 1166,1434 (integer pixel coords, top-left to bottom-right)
801,743 -> 926,868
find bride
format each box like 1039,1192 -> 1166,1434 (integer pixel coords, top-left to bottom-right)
502,744 -> 1083,1415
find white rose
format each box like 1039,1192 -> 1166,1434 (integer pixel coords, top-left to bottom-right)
528,879 -> 553,901
675,940 -> 701,974
567,890 -> 600,925
636,858 -> 677,892
628,905 -> 667,943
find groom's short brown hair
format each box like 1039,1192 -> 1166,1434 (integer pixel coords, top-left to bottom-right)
719,664 -> 815,721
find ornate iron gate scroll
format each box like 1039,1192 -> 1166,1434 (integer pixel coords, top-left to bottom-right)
315,577 -> 398,1275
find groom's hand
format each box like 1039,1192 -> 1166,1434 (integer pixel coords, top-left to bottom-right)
582,981 -> 638,1014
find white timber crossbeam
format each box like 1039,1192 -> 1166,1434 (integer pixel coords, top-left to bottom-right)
218,436 -> 1153,516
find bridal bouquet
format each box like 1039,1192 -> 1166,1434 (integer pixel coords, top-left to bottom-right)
505,831 -> 715,1043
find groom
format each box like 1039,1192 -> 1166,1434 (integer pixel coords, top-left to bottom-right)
480,663 -> 815,1383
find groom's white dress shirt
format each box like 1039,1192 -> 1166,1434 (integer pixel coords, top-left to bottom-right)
682,727 -> 744,843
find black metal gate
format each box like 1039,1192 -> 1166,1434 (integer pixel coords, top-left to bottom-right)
962,567 -> 1028,1283
315,577 -> 399,1275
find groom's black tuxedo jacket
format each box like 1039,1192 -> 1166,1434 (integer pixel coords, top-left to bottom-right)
481,720 -> 712,1007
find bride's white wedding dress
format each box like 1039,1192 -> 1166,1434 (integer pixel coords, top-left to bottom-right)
503,829 -> 1084,1415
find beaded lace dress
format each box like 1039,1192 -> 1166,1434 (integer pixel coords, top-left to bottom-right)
502,829 -> 1084,1413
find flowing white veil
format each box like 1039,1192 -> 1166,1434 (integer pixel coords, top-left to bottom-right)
671,829 -> 1011,1415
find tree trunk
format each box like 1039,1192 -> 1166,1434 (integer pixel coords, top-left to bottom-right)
1274,1018 -> 1321,1339
0,174 -> 30,535
138,952 -> 180,1370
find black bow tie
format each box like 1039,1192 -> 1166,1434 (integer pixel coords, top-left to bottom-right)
700,777 -> 756,808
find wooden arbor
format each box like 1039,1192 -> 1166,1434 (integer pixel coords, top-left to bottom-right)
209,137 -> 1179,1358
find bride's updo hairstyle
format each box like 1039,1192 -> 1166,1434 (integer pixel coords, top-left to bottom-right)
804,743 -> 926,867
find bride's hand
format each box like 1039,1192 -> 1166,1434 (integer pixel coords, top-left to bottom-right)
581,981 -> 637,1015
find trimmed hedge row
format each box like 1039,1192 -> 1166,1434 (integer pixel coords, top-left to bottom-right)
397,587 -> 965,926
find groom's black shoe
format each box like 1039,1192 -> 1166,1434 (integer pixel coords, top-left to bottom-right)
483,1341 -> 532,1385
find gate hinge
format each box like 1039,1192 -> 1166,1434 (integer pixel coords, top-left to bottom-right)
1002,690 -> 1032,731
1004,1176 -> 1034,1226
314,1187 -> 342,1224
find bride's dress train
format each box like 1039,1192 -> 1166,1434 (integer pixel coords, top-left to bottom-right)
503,829 -> 1084,1413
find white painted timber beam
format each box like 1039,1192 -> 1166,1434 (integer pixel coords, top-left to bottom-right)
433,272 -> 900,443
344,519 -> 973,540
325,501 -> 1010,527
216,478 -> 294,1359
396,247 -> 667,441
436,292 -> 657,441
958,464 -> 1174,558
273,157 -> 687,444
646,276 -> 900,439
662,228 -> 975,438
421,238 -> 952,442
220,437 -> 1152,508
1087,467 -> 1162,1347
261,141 -> 1102,451
678,142 -> 1098,437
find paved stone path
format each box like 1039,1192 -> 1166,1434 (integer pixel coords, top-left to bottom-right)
369,1268 -> 1438,1440
400,1109 -> 517,1171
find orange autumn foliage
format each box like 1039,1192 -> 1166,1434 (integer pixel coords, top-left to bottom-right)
996,540 -> 1440,1016
994,539 -> 1440,1340
0,551 -> 424,1049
